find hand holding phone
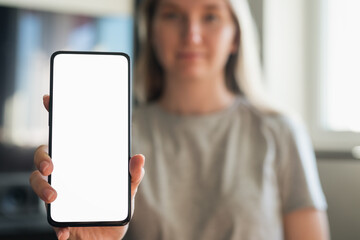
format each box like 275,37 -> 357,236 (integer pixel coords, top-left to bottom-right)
29,51 -> 145,238
31,142 -> 145,239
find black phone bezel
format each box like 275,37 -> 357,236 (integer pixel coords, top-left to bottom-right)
47,50 -> 132,227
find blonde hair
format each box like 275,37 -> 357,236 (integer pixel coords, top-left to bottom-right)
135,0 -> 274,113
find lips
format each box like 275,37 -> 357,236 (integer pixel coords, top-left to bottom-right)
176,51 -> 205,60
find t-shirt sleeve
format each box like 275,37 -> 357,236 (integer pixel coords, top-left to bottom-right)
274,115 -> 327,214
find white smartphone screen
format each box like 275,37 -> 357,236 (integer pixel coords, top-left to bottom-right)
48,51 -> 130,226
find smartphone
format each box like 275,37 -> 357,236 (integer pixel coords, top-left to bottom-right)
48,51 -> 131,227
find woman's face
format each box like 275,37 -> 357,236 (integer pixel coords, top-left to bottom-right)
152,0 -> 237,81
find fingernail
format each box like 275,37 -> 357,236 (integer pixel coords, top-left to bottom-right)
57,231 -> 62,239
43,188 -> 55,201
40,161 -> 48,173
141,168 -> 145,178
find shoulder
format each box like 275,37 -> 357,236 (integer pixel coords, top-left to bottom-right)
132,102 -> 162,139
236,97 -> 305,136
132,102 -> 157,124
239,100 -> 317,173
132,103 -> 148,120
132,103 -> 151,131
235,98 -> 313,156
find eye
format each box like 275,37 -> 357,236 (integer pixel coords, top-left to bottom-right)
203,13 -> 219,22
161,11 -> 181,20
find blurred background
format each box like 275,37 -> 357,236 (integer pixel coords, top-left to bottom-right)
0,0 -> 359,239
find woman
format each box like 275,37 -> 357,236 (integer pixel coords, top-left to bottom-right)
30,0 -> 330,239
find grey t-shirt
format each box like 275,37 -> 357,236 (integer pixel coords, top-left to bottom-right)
125,97 -> 327,240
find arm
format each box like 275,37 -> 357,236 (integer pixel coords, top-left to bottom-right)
283,208 -> 330,240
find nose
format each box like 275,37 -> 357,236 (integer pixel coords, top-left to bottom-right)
182,18 -> 202,45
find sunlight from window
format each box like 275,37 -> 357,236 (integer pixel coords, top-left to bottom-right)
323,0 -> 360,132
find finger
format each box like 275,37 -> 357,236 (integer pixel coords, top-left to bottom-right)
130,154 -> 145,198
34,145 -> 53,176
29,170 -> 57,203
43,94 -> 50,112
53,227 -> 70,240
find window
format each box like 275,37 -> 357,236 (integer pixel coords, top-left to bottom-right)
321,0 -> 360,132
0,5 -> 133,147
264,0 -> 360,153
312,0 -> 360,152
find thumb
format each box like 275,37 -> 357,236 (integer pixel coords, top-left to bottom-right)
130,154 -> 145,198
43,94 -> 50,112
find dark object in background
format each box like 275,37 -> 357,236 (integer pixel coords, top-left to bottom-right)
0,145 -> 54,238
0,7 -> 17,128
0,233 -> 56,240
0,172 -> 54,238
0,143 -> 35,172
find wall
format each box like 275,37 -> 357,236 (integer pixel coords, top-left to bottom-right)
318,160 -> 360,239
